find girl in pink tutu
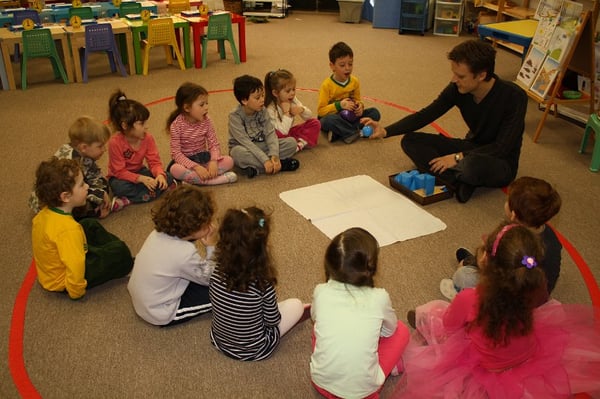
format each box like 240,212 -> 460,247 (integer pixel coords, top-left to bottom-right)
395,222 -> 600,399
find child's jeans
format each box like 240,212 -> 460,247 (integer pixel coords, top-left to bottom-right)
109,167 -> 174,203
320,108 -> 381,141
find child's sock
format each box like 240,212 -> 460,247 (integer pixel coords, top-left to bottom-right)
296,138 -> 308,152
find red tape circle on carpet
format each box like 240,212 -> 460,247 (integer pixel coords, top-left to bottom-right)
9,89 -> 598,397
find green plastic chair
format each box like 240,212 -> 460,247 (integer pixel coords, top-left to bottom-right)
21,28 -> 69,90
119,2 -> 142,17
68,6 -> 94,21
201,13 -> 240,68
579,113 -> 600,172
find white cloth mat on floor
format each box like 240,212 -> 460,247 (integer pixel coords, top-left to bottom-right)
279,175 -> 447,247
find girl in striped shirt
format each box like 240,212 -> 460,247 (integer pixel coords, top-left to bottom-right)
209,207 -> 308,361
166,82 -> 237,185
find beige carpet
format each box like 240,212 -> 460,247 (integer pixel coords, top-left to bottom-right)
1,11 -> 599,398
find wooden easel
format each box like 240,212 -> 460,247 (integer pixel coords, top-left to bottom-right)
525,7 -> 597,143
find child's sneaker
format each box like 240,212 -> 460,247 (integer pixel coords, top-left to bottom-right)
296,138 -> 308,152
111,197 -> 131,213
224,171 -> 238,183
242,167 -> 259,179
281,158 -> 300,172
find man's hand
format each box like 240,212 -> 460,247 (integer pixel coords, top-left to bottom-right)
429,154 -> 458,174
360,118 -> 386,139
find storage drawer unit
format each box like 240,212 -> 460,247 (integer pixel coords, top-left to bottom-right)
433,0 -> 463,36
399,0 -> 429,35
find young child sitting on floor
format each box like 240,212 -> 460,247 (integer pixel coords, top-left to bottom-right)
128,185 -> 217,326
32,157 -> 133,300
29,116 -> 117,220
228,74 -> 300,178
440,176 -> 562,300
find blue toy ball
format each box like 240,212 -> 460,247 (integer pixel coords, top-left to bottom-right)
362,126 -> 373,137
339,109 -> 357,122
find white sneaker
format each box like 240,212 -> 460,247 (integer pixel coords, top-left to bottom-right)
224,171 -> 238,183
440,278 -> 458,301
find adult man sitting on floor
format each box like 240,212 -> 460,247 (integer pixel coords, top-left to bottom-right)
364,39 -> 528,203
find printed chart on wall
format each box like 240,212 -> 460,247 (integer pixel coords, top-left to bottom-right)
517,0 -> 584,98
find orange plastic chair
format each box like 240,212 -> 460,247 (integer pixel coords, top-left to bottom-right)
167,0 -> 190,14
142,18 -> 185,75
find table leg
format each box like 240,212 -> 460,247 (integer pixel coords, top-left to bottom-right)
238,18 -> 246,62
1,42 -> 16,90
59,36 -> 74,83
131,28 -> 143,75
70,36 -> 83,83
182,24 -> 192,69
124,30 -> 135,76
192,24 -> 203,69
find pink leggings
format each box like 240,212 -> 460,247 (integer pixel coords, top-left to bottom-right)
311,321 -> 410,399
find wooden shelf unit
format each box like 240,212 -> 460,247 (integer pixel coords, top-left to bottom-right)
481,0 -> 535,21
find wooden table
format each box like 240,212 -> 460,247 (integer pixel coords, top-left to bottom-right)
180,12 -> 246,69
0,25 -> 74,90
121,15 -> 191,74
478,19 -> 538,59
63,19 -> 135,83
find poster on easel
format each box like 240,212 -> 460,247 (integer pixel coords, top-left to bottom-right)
530,56 -> 561,98
518,46 -> 547,87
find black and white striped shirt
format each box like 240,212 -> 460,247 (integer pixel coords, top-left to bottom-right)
209,269 -> 281,361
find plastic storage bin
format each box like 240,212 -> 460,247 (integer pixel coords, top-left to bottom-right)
337,0 -> 364,23
373,0 -> 401,28
399,0 -> 429,35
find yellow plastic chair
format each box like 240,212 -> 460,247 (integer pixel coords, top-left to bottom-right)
201,13 -> 240,68
21,28 -> 69,90
168,0 -> 190,14
142,18 -> 185,75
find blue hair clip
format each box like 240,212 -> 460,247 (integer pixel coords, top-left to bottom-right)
521,255 -> 537,269
258,218 -> 265,228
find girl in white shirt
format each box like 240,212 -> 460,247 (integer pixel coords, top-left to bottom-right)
264,69 -> 320,152
310,227 -> 410,398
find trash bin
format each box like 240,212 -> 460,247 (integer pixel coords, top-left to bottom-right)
337,0 -> 365,23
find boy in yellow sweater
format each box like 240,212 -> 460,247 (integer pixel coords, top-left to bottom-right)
32,157 -> 133,300
317,41 -> 380,144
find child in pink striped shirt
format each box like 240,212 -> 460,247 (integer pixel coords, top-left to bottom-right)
166,82 -> 237,186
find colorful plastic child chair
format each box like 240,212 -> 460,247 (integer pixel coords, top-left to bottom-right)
68,6 -> 94,21
21,28 -> 69,90
201,13 -> 240,68
579,113 -> 600,172
11,10 -> 42,63
142,18 -> 185,75
80,23 -> 127,82
119,1 -> 142,17
167,0 -> 190,14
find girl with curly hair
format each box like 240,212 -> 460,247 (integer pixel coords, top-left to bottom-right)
128,185 -> 216,326
209,206 -> 307,361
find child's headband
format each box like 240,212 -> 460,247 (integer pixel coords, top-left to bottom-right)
491,224 -> 518,257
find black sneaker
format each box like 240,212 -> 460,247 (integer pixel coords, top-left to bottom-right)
407,310 -> 416,329
455,182 -> 475,203
242,167 -> 258,179
455,248 -> 473,263
281,158 -> 300,172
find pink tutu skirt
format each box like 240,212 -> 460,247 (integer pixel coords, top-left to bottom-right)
393,300 -> 600,399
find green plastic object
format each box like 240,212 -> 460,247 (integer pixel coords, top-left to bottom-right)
563,90 -> 582,99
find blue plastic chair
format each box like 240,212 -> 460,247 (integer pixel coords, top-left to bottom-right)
21,28 -> 69,90
80,23 -> 127,82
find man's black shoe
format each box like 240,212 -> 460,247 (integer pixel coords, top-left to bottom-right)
281,158 -> 300,172
455,182 -> 475,203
